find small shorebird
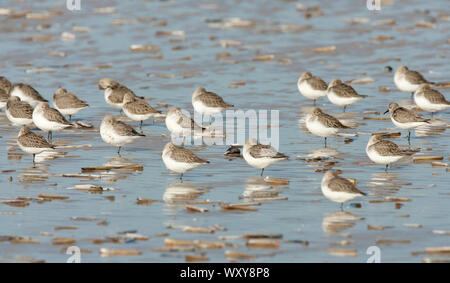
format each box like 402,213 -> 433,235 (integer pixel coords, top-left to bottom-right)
17,126 -> 55,165
243,138 -> 288,176
366,134 -> 417,172
305,107 -> 350,147
165,107 -> 206,136
32,102 -> 72,142
53,88 -> 89,121
297,72 -> 328,105
321,170 -> 366,210
0,76 -> 12,109
122,93 -> 162,131
5,96 -> 33,126
384,102 -> 429,142
394,65 -> 432,95
9,83 -> 47,108
162,142 -> 209,181
327,79 -> 366,112
414,84 -> 450,117
98,78 -> 141,111
192,87 -> 233,115
100,115 -> 145,155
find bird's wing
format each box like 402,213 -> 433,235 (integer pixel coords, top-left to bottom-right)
249,144 -> 287,159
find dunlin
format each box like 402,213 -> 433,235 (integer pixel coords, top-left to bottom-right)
53,88 -> 89,121
100,115 -> 145,155
165,107 -> 206,136
17,126 -> 55,165
192,87 -> 233,115
305,107 -> 350,147
384,102 -> 429,142
327,79 -> 367,112
122,93 -> 162,130
0,76 -> 12,109
5,96 -> 33,126
9,83 -> 47,108
394,65 -> 432,94
243,138 -> 288,176
32,102 -> 71,142
366,134 -> 416,171
414,84 -> 450,117
321,170 -> 366,210
162,142 -> 209,181
297,72 -> 328,105
98,78 -> 140,111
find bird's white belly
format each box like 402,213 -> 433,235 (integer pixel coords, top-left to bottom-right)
123,108 -> 152,122
5,109 -> 33,126
243,150 -> 279,169
162,153 -> 199,173
298,82 -> 326,100
54,104 -> 86,116
327,91 -> 360,107
193,100 -> 223,115
105,89 -> 123,109
414,94 -> 449,113
391,117 -> 424,130
321,184 -> 360,203
33,112 -> 69,132
306,117 -> 338,137
17,142 -> 48,155
366,148 -> 402,165
394,76 -> 418,92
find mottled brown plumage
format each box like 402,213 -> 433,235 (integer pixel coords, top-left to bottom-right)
18,126 -> 54,149
123,93 -> 160,115
311,108 -> 349,129
328,79 -> 366,98
397,66 -> 430,85
417,85 -> 450,105
110,118 -> 144,137
53,88 -> 89,109
166,143 -> 209,164
299,72 -> 328,90
40,103 -> 71,125
7,97 -> 33,118
368,139 -> 414,157
11,83 -> 47,102
192,87 -> 233,108
327,174 -> 365,195
388,103 -> 429,123
248,144 -> 288,159
0,76 -> 12,94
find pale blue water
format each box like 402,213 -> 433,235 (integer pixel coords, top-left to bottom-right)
0,0 -> 449,262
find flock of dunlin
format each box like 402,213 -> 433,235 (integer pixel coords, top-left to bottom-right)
1,64 -> 449,209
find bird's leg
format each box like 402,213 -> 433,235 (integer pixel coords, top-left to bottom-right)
343,106 -> 347,113
431,112 -> 434,118
117,146 -> 121,155
324,137 -> 327,148
340,203 -> 343,211
408,131 -> 411,144
385,164 -> 389,172
68,115 -> 72,121
260,168 -> 264,177
32,154 -> 36,167
313,99 -> 316,106
120,109 -> 123,115
180,173 -> 183,183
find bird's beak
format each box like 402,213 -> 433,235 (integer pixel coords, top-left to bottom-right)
383,109 -> 389,115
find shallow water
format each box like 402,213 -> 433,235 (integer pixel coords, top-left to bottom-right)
0,0 -> 449,262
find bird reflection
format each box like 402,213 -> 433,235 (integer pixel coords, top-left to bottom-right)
322,211 -> 364,233
243,176 -> 279,200
163,183 -> 209,206
415,118 -> 447,137
308,147 -> 341,159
